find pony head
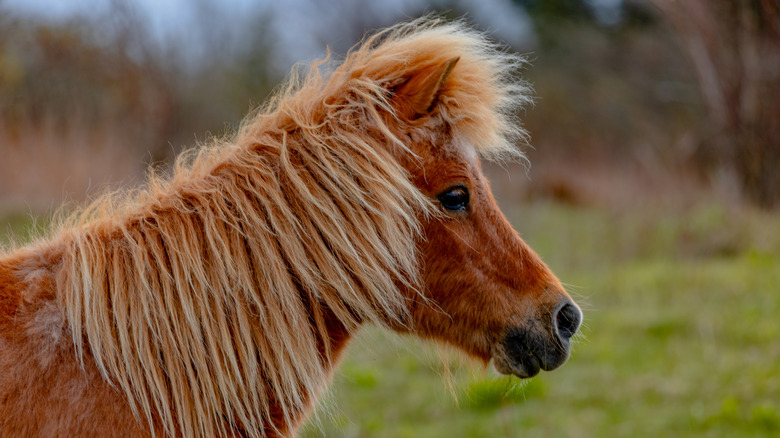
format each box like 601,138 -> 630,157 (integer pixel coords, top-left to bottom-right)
354,20 -> 583,377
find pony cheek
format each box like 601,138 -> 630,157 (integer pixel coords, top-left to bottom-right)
412,260 -> 502,357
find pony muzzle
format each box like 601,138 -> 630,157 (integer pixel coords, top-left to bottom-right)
494,299 -> 582,378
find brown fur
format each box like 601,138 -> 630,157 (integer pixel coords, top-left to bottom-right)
0,17 -> 578,437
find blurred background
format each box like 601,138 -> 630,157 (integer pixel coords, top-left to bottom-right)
1,0 -> 778,436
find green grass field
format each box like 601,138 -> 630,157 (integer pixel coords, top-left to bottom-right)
3,200 -> 779,437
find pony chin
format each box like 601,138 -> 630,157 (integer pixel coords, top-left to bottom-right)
492,349 -> 542,379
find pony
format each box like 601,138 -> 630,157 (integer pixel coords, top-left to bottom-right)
0,17 -> 582,437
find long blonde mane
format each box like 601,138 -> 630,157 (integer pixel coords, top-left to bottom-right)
50,17 -> 528,437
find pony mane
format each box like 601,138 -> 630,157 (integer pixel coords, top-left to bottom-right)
46,17 -> 529,437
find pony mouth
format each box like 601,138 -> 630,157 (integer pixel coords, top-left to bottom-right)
492,324 -> 571,379
492,351 -> 541,378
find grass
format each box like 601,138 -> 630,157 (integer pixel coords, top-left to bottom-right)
0,211 -> 49,249
2,199 -> 779,437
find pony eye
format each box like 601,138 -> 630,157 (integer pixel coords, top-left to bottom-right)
437,186 -> 469,213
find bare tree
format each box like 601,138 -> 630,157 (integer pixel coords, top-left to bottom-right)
651,0 -> 780,208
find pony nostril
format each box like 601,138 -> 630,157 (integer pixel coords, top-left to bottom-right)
554,302 -> 582,341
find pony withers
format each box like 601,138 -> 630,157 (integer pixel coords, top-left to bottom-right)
0,18 -> 582,437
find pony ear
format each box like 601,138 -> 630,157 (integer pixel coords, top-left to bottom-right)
391,56 -> 460,120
